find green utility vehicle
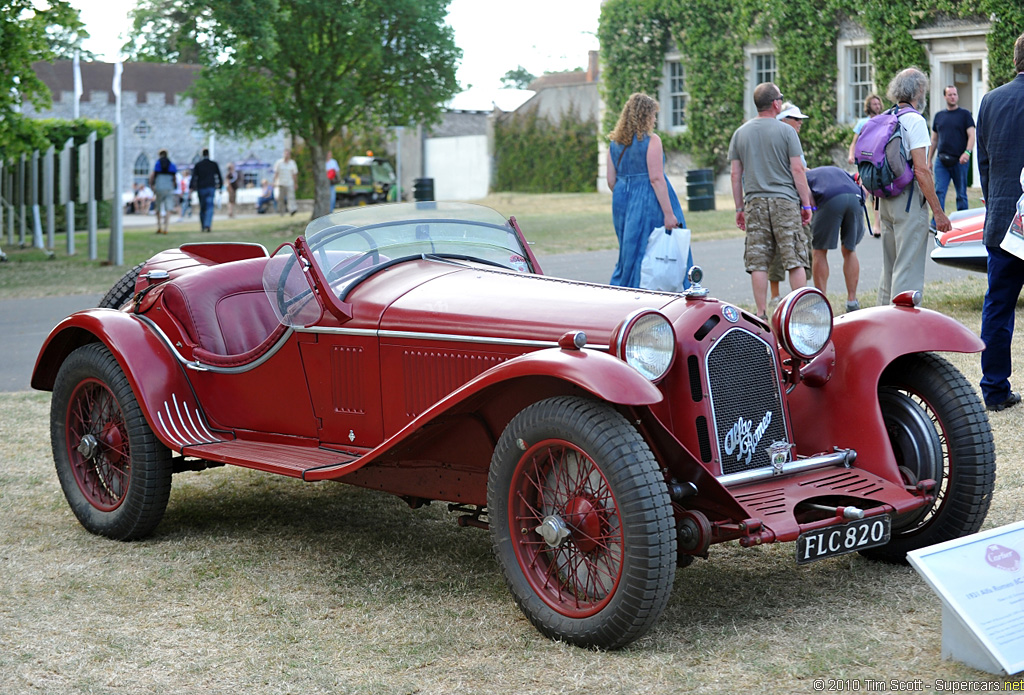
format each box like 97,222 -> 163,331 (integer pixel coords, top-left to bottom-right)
333,156 -> 397,207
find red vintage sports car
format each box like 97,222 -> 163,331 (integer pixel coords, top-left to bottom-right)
33,202 -> 996,649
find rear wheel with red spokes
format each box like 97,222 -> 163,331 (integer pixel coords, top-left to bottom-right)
488,396 -> 675,649
51,343 -> 172,540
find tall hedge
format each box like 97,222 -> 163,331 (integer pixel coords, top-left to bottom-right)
493,107 -> 598,193
600,0 -> 1024,173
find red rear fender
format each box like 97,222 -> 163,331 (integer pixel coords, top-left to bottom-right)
32,310 -> 218,452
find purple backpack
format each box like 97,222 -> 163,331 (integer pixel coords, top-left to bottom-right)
854,105 -> 917,198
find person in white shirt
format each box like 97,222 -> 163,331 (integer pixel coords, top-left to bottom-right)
325,152 -> 340,211
273,148 -> 299,216
876,67 -> 951,305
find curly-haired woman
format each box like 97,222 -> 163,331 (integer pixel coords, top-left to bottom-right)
606,93 -> 691,288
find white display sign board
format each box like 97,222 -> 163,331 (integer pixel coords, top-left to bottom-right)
908,520 -> 1024,675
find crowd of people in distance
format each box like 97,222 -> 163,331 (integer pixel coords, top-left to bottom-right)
605,29 -> 1024,411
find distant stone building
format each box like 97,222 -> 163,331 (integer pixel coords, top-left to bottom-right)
25,61 -> 286,195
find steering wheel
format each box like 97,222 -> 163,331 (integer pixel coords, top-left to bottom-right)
323,248 -> 381,286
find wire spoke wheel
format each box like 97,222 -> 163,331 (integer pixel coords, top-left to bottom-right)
511,439 -> 624,618
51,343 -> 173,540
66,378 -> 132,511
863,353 -> 995,563
488,396 -> 675,649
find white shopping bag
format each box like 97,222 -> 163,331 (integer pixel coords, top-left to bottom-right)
640,226 -> 691,292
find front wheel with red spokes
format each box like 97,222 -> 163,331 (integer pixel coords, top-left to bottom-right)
488,396 -> 675,649
51,343 -> 172,540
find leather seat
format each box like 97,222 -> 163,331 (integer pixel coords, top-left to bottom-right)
162,257 -> 287,367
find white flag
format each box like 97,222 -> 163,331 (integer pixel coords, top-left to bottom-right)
112,60 -> 122,98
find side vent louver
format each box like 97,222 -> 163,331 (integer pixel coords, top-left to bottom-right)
696,415 -> 712,463
687,355 -> 702,402
694,315 -> 720,341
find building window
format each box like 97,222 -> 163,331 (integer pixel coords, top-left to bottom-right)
242,171 -> 259,188
668,60 -> 686,128
133,120 -> 152,139
133,153 -> 149,187
848,46 -> 874,121
744,48 -> 777,119
755,53 -> 776,87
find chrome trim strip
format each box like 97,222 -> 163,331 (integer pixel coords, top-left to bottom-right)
380,329 -> 560,349
193,407 -> 219,441
136,315 -> 295,373
716,450 -> 853,487
164,398 -> 192,445
157,410 -> 186,448
295,325 -> 610,351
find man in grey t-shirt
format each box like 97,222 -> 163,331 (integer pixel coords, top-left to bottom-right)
729,82 -> 814,318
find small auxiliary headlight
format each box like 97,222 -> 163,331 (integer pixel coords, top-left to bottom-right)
772,287 -> 833,360
615,310 -> 675,381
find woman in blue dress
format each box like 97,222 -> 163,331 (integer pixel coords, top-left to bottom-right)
606,92 -> 692,288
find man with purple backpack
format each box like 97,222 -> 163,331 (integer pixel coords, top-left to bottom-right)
858,68 -> 951,305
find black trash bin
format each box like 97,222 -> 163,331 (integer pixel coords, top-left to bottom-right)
413,177 -> 435,202
686,169 -> 715,212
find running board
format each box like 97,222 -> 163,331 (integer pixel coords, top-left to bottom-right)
181,440 -> 361,478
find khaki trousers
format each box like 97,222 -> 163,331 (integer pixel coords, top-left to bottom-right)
877,187 -> 929,305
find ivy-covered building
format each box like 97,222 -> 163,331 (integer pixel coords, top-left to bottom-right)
597,0 -> 1024,189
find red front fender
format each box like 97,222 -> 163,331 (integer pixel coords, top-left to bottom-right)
305,347 -> 662,481
788,305 -> 983,483
32,310 -> 221,452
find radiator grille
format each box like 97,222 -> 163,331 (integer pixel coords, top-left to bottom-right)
706,328 -> 788,476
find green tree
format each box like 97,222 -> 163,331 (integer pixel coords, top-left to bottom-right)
501,66 -> 536,89
122,0 -> 213,64
168,0 -> 461,218
0,0 -> 90,156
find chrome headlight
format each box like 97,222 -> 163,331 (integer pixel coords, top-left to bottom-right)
772,287 -> 833,360
614,310 -> 675,381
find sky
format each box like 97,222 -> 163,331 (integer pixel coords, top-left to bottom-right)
68,0 -> 602,92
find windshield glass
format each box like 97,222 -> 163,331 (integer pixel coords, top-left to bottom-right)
300,202 -> 532,293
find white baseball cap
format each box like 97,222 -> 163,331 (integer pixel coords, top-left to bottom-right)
777,104 -> 809,120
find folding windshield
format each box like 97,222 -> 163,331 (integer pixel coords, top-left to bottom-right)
301,201 -> 533,290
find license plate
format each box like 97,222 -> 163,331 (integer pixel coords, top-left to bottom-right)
795,515 -> 891,564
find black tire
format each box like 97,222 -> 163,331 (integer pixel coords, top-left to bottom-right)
861,352 -> 995,563
51,343 -> 173,540
98,263 -> 143,309
487,396 -> 676,649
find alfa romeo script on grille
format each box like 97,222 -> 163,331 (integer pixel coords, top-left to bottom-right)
795,516 -> 891,564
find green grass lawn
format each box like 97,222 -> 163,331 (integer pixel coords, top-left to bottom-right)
0,188 -> 987,300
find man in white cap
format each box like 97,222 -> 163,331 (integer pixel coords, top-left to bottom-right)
766,102 -> 812,306
729,84 -> 814,319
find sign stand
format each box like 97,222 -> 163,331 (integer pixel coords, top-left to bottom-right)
908,520 -> 1024,676
940,602 -> 1008,674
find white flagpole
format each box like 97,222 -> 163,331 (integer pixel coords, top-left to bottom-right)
73,51 -> 82,119
110,60 -> 124,265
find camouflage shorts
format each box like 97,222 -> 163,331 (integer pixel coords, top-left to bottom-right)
744,197 -> 810,273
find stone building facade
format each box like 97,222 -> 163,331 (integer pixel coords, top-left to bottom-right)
25,61 -> 286,195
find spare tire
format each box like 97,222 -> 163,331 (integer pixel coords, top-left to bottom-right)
98,263 -> 143,309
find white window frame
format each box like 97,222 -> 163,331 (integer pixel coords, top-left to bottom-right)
659,50 -> 688,133
744,45 -> 777,120
837,38 -> 875,124
133,153 -> 150,187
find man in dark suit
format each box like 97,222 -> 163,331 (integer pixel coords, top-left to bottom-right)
978,31 -> 1024,411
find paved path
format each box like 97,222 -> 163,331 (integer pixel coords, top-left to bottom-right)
1,235 -> 974,393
